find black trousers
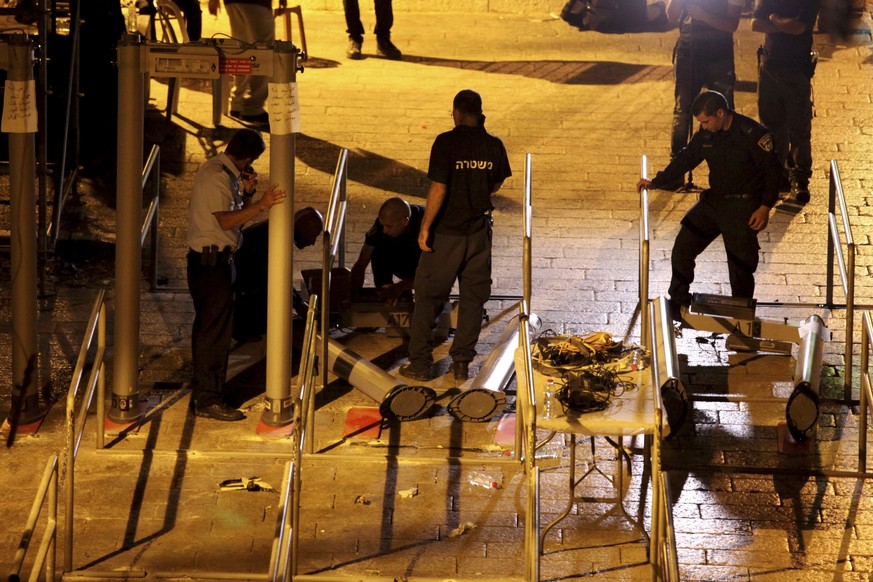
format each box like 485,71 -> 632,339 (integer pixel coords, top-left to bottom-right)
669,191 -> 760,306
344,0 -> 393,42
187,251 -> 235,407
758,62 -> 813,188
408,224 -> 491,366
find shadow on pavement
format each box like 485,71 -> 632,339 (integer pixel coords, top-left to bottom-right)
407,56 -> 674,85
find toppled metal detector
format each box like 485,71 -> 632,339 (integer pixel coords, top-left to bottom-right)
786,383 -> 820,442
321,335 -> 437,422
448,313 -> 541,422
380,384 -> 437,421
786,315 -> 828,442
448,389 -> 507,422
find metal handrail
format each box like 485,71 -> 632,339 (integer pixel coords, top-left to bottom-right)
825,160 -> 856,403
648,297 -> 678,581
9,454 -> 58,582
859,311 -> 873,472
268,461 -> 295,582
639,156 -> 651,346
519,153 -> 533,460
140,145 -> 162,290
523,153 -> 532,308
655,470 -> 679,581
62,288 -> 108,572
516,300 -> 539,582
319,149 -> 349,393
284,298 -> 319,575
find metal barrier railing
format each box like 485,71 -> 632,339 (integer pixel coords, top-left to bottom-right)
639,156 -> 651,346
648,296 -> 679,581
140,145 -> 163,291
825,160 -> 856,403
654,470 -> 679,581
62,288 -> 108,571
268,461 -> 295,582
516,300 -> 539,582
315,149 -> 348,441
516,153 -> 534,461
858,311 -> 873,472
9,454 -> 59,582
281,298 -> 319,578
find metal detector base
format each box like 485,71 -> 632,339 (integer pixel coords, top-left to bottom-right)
725,334 -> 793,354
785,383 -> 820,442
692,293 -> 756,320
380,385 -> 437,421
447,389 -> 507,422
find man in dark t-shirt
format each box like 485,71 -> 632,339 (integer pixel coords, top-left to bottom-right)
351,197 -> 423,304
400,89 -> 512,383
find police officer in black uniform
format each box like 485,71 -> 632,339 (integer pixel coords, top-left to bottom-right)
753,0 -> 820,204
400,90 -> 511,382
638,91 -> 782,319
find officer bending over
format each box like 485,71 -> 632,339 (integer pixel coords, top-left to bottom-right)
350,197 -> 423,305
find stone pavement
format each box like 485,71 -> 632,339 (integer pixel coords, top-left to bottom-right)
4,4 -> 873,581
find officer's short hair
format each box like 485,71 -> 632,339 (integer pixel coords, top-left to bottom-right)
294,207 -> 324,249
454,89 -> 486,126
226,128 -> 266,160
691,91 -> 729,117
379,197 -> 411,223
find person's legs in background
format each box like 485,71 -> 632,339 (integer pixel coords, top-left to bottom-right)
343,0 -> 365,59
373,0 -> 401,60
226,3 -> 273,123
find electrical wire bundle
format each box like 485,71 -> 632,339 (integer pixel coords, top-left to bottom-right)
555,364 -> 620,413
531,330 -> 646,414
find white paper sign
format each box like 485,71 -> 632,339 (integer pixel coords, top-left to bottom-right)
2,80 -> 38,134
267,82 -> 301,135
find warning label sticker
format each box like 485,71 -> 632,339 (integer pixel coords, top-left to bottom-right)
220,57 -> 253,75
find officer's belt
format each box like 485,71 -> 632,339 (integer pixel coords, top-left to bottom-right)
189,245 -> 235,266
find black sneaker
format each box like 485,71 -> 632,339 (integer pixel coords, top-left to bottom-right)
452,361 -> 469,381
399,362 -> 432,382
667,299 -> 686,323
193,402 -> 245,421
376,39 -> 402,61
791,184 -> 811,204
347,39 -> 363,60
